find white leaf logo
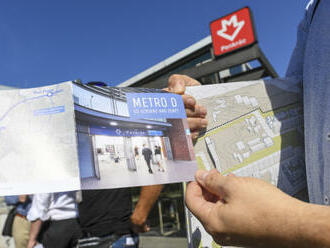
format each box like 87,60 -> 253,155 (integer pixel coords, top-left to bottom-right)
217,15 -> 245,42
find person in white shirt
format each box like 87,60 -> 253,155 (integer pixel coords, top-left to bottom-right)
27,191 -> 82,248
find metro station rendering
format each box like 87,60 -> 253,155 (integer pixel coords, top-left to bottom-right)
72,82 -> 196,190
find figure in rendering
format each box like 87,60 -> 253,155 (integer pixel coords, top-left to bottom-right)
142,144 -> 153,174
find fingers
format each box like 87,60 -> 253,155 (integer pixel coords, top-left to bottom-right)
191,131 -> 200,140
132,223 -> 150,233
185,182 -> 219,224
165,74 -> 208,141
185,182 -> 203,213
182,94 -> 197,109
185,103 -> 207,118
188,117 -> 208,142
183,94 -> 208,138
167,74 -> 201,95
195,169 -> 229,199
188,117 -> 208,132
166,75 -> 205,117
202,187 -> 221,203
166,89 -> 206,117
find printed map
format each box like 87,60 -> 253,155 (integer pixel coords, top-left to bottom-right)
185,80 -> 307,248
0,82 -> 80,195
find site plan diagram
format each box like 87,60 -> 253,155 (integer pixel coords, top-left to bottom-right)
185,80 -> 307,248
0,82 -> 80,195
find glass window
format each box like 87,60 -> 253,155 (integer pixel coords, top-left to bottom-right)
229,65 -> 244,76
115,100 -> 129,117
91,93 -> 114,114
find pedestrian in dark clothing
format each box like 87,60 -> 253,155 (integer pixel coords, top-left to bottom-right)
142,144 -> 153,174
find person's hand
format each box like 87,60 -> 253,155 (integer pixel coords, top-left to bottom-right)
185,169 -> 306,248
165,74 -> 208,140
130,208 -> 150,233
27,239 -> 37,248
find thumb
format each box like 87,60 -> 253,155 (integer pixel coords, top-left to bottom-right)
195,169 -> 229,199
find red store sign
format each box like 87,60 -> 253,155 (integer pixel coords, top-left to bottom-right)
210,7 -> 256,56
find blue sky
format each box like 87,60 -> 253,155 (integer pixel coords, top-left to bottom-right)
0,0 -> 309,88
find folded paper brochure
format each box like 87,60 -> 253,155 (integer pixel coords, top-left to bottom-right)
0,81 -> 197,195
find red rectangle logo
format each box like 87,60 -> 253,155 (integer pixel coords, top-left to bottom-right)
210,7 -> 256,56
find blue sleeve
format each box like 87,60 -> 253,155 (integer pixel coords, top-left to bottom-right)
285,11 -> 310,85
4,196 -> 19,205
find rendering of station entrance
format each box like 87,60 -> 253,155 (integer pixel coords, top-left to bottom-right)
73,82 -> 195,190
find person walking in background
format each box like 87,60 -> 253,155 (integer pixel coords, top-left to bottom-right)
27,191 -> 82,248
5,195 -> 32,248
154,145 -> 165,172
142,144 -> 153,174
134,146 -> 139,160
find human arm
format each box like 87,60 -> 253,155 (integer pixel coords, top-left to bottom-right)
165,74 -> 208,141
26,194 -> 53,247
284,7 -> 309,85
4,195 -> 20,205
131,185 -> 163,233
27,193 -> 51,222
27,219 -> 42,248
185,169 -> 330,248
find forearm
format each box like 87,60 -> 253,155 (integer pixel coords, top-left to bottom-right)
255,200 -> 330,248
295,202 -> 330,247
29,219 -> 42,243
133,185 -> 163,220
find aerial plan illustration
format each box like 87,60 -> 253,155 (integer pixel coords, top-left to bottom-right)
185,80 -> 307,248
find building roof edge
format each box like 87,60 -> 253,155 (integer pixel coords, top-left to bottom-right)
118,35 -> 212,87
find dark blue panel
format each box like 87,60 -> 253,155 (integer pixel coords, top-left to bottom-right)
77,132 -> 95,178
